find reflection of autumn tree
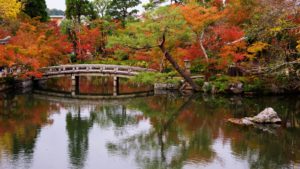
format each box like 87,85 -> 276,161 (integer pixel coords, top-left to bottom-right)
66,107 -> 95,169
40,76 -> 153,95
92,105 -> 139,132
106,95 -> 220,168
42,77 -> 72,92
65,103 -> 139,169
78,77 -> 152,94
103,95 -> 300,169
223,96 -> 300,169
79,76 -> 113,95
118,78 -> 153,94
1,92 -> 298,169
0,94 -> 57,161
223,125 -> 300,169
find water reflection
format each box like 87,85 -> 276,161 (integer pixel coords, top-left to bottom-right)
66,107 -> 95,169
0,93 -> 57,168
0,92 -> 299,169
39,76 -> 153,95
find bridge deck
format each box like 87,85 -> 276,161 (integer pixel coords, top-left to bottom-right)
39,64 -> 156,79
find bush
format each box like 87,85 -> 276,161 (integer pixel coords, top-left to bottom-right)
130,72 -> 180,85
213,80 -> 229,92
243,78 -> 263,92
4,76 -> 16,85
195,78 -> 205,87
84,59 -> 149,68
114,50 -> 129,60
212,76 -> 230,92
191,64 -> 206,74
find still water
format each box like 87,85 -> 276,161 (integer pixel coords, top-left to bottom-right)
0,78 -> 299,169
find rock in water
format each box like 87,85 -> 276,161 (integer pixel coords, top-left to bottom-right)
230,83 -> 243,94
228,107 -> 282,126
228,118 -> 253,126
248,108 -> 281,124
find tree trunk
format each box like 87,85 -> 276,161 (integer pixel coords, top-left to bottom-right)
159,33 -> 200,91
68,27 -> 78,62
199,31 -> 209,63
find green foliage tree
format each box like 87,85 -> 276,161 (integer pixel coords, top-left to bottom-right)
106,0 -> 141,27
93,0 -> 111,18
109,6 -> 200,90
22,0 -> 49,22
65,0 -> 97,23
143,0 -> 184,10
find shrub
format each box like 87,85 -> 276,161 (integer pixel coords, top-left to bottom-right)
243,78 -> 263,92
130,72 -> 180,85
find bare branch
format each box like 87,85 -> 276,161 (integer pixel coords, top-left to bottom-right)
226,37 -> 247,45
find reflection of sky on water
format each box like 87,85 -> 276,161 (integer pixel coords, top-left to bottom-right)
184,138 -> 249,169
0,94 -> 299,169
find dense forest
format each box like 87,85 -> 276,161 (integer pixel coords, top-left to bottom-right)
0,0 -> 299,93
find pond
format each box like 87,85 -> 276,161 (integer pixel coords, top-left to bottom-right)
0,86 -> 299,169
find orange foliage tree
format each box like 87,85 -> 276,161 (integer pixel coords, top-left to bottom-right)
0,18 -> 72,78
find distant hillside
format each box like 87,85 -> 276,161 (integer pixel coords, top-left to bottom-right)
47,8 -> 65,16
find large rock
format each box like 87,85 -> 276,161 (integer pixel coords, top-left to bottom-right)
229,82 -> 243,94
228,107 -> 282,126
248,108 -> 281,123
228,118 -> 254,126
202,82 -> 211,93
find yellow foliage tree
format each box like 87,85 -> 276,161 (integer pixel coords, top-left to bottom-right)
247,41 -> 270,60
297,40 -> 300,53
0,0 -> 21,20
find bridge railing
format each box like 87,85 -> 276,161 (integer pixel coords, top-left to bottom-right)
39,64 -> 156,77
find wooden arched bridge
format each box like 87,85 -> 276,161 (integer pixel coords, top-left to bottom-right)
38,64 -> 156,79
37,64 -> 156,97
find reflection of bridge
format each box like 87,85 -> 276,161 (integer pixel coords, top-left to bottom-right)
37,64 -> 156,97
34,90 -> 154,100
33,92 -> 141,105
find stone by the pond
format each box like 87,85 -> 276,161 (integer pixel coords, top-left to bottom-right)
228,118 -> 253,126
228,107 -> 282,125
202,82 -> 211,93
249,108 -> 281,124
230,83 -> 243,94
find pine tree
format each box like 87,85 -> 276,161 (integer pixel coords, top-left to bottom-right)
106,0 -> 141,27
66,0 -> 97,24
22,0 -> 49,22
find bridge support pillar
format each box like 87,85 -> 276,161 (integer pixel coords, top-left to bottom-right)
113,76 -> 119,96
71,75 -> 80,96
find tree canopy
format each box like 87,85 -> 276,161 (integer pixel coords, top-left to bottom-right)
106,0 -> 141,27
0,0 -> 299,88
22,0 -> 49,22
0,0 -> 21,20
66,0 -> 97,23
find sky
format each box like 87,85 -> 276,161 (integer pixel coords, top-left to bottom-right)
46,0 -> 149,10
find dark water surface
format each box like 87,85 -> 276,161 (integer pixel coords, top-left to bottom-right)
0,91 -> 299,169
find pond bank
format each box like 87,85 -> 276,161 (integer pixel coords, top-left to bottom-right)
1,73 -> 300,96
0,78 -> 33,92
154,74 -> 300,95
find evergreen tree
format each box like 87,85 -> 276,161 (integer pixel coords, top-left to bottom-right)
22,0 -> 49,22
66,0 -> 97,23
47,8 -> 65,16
106,0 -> 141,27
